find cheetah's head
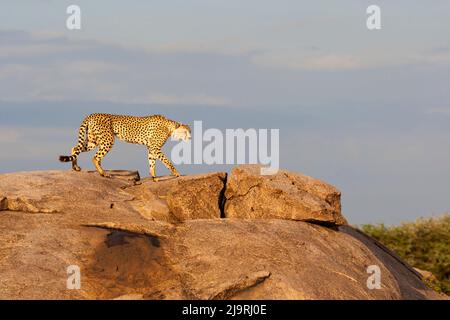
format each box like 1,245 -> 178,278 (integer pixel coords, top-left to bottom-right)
172,124 -> 191,141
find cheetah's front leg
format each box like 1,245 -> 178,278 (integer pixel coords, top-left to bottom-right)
92,157 -> 111,178
156,150 -> 180,179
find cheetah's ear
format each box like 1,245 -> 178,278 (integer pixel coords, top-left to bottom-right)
179,123 -> 191,132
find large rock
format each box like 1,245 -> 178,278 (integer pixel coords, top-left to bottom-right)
124,173 -> 226,222
0,215 -> 444,300
0,169 -> 445,300
224,165 -> 347,225
0,170 -> 137,214
0,170 -> 225,222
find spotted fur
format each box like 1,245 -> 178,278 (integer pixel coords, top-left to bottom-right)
59,113 -> 191,179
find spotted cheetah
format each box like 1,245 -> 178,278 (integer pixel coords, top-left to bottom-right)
59,113 -> 191,180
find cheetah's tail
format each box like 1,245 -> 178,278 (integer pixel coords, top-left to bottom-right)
59,155 -> 74,162
59,116 -> 90,163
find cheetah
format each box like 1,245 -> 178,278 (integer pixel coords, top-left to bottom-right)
59,113 -> 191,180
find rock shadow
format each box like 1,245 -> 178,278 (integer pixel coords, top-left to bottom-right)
83,227 -> 180,299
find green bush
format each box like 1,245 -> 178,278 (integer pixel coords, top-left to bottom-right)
360,214 -> 450,295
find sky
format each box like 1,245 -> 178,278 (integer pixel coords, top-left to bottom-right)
0,0 -> 449,224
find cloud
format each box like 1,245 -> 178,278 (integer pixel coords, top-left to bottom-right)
425,107 -> 450,115
423,51 -> 450,66
122,93 -> 230,106
0,30 -> 82,58
0,44 -> 76,58
0,61 -> 230,106
251,51 -> 364,71
0,30 -> 233,106
0,29 -> 449,110
250,45 -> 450,71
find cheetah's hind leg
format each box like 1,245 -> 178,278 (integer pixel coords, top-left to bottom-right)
92,142 -> 113,178
71,147 -> 82,171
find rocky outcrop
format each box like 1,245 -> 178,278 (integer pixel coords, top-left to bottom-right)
224,165 -> 347,225
0,170 -> 225,222
0,167 -> 445,300
124,173 -> 226,222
